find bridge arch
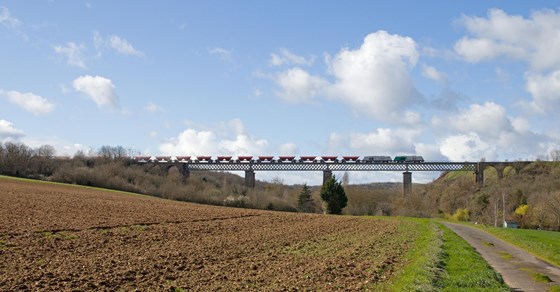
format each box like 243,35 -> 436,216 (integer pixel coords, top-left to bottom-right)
476,162 -> 531,185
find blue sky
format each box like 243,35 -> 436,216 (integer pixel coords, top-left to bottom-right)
2,1 -> 560,184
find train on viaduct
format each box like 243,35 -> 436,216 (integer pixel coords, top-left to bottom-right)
134,155 -> 532,194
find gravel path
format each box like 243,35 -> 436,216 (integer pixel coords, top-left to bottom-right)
443,222 -> 560,291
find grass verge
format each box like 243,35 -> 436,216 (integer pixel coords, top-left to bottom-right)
379,220 -> 509,291
374,218 -> 442,291
475,225 -> 560,267
436,223 -> 509,291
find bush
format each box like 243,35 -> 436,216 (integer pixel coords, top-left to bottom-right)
446,208 -> 470,222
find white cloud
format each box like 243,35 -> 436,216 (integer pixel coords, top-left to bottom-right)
279,143 -> 298,155
275,67 -> 327,103
0,6 -> 26,39
455,8 -> 560,71
209,47 -> 232,61
109,35 -> 144,56
73,75 -> 119,108
53,42 -> 87,68
20,137 -> 91,157
160,129 -> 218,155
2,90 -> 55,115
225,118 -> 245,135
414,143 -> 448,162
440,133 -> 495,161
270,49 -> 314,66
454,9 -> 560,115
145,102 -> 163,113
0,119 -> 25,140
159,119 -> 269,156
431,101 -> 558,161
437,102 -> 513,139
328,127 -> 421,155
93,32 -> 143,57
0,6 -> 21,29
525,70 -> 560,113
422,64 -> 447,83
325,30 -> 422,121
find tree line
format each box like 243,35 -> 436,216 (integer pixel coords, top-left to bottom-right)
0,142 -> 348,214
1,141 -> 559,230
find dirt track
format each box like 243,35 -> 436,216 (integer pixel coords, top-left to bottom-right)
443,222 -> 560,291
0,177 -> 418,290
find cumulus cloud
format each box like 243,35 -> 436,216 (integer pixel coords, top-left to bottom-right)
437,102 -> 513,139
270,31 -> 422,119
73,75 -> 119,108
53,42 -> 87,68
422,64 -> 447,83
270,49 -> 314,66
525,70 -> 560,113
0,119 -> 25,140
275,67 -> 327,103
430,89 -> 466,111
93,32 -> 143,57
279,143 -> 298,155
325,30 -> 422,121
440,133 -> 496,161
159,119 -> 269,156
328,127 -> 421,155
209,47 -> 232,61
455,9 -> 560,71
432,101 -> 557,161
453,9 -> 560,114
2,90 -> 54,115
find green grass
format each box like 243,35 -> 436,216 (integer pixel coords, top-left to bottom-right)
521,267 -> 554,283
374,219 -> 509,291
499,251 -> 514,260
436,223 -> 509,291
377,218 -> 442,291
549,286 -> 560,292
40,231 -> 79,240
475,225 -> 560,267
532,273 -> 552,283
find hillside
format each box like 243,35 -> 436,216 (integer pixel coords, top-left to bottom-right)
419,161 -> 560,230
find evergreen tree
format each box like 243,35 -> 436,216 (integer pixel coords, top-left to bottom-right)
320,176 -> 347,214
298,183 -> 315,213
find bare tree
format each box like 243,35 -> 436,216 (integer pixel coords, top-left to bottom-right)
2,142 -> 33,176
550,150 -> 560,162
547,191 -> 560,230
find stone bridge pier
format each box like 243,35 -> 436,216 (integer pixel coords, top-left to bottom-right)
403,171 -> 412,195
244,170 -> 255,189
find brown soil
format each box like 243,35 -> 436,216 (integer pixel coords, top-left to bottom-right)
0,177 -> 418,291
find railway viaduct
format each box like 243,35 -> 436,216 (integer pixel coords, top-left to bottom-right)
136,156 -> 534,194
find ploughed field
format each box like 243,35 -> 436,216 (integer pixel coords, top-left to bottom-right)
0,177 -> 419,290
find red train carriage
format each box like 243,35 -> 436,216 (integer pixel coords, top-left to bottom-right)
278,156 -> 296,162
